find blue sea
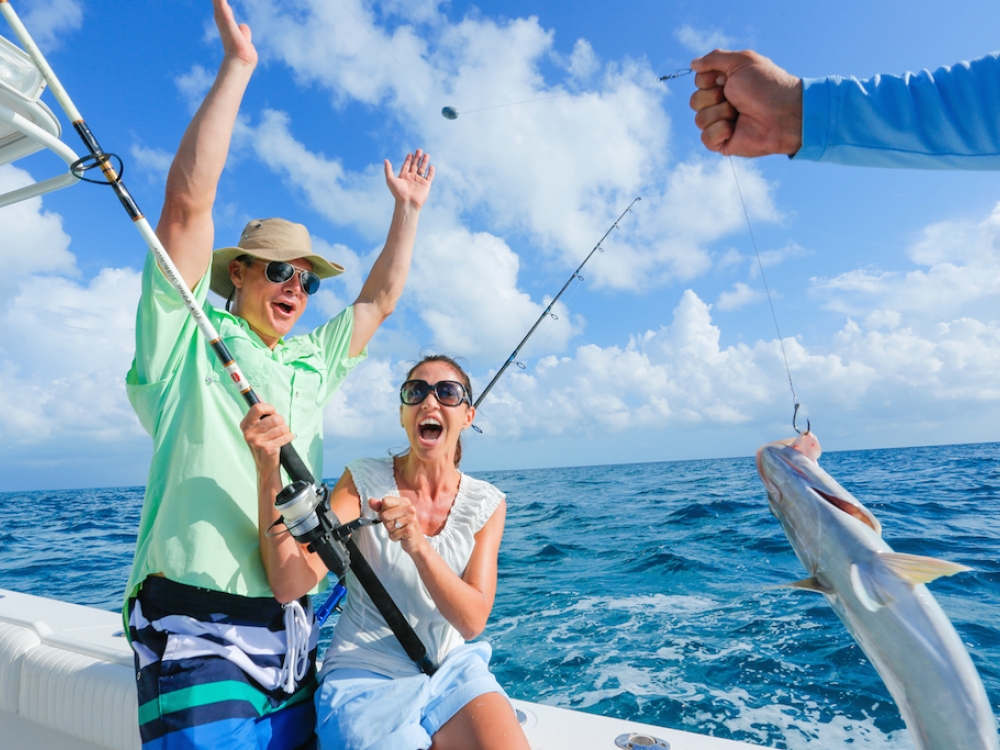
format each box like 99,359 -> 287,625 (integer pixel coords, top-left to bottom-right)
2,441 -> 998,748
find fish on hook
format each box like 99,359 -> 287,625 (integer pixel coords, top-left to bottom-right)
756,431 -> 998,750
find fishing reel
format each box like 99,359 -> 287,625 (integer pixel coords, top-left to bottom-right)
274,480 -> 375,579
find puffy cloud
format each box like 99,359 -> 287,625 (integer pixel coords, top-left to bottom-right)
18,0 -> 82,52
175,65 -> 215,110
473,290 -> 787,438
407,224 -> 580,360
717,281 -> 763,311
812,202 -> 1000,321
323,356 -> 401,441
0,267 -> 142,445
673,25 -> 736,54
234,0 -> 779,294
242,108 -> 388,238
755,241 -> 809,271
471,286 -> 1000,443
129,144 -> 173,183
0,165 -> 76,296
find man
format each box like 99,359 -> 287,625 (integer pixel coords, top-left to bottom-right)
123,1 -> 434,748
689,48 -> 1000,169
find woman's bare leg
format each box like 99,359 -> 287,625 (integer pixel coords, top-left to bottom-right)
430,692 -> 530,750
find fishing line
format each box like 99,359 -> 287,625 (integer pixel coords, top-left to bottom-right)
334,0 -> 434,105
728,156 -> 806,433
443,70 -> 693,120
441,93 -> 567,120
471,197 -> 641,428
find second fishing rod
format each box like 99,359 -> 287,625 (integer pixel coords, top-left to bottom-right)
472,197 -> 641,415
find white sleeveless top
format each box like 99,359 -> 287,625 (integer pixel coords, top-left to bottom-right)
320,457 -> 504,678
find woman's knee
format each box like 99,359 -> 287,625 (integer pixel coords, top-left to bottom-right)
431,692 -> 528,750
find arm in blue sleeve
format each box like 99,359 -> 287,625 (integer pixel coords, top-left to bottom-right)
795,53 -> 1000,169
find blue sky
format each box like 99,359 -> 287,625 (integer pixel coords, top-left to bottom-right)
2,0 -> 1000,491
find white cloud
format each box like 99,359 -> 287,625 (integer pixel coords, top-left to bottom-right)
566,39 -> 599,82
673,25 -> 735,54
129,144 -> 173,182
241,108 -> 387,237
907,203 -> 1000,266
18,0 -> 82,52
0,165 -> 76,296
468,276 -> 1000,447
378,0 -> 446,24
754,241 -> 808,271
324,356 -> 401,441
0,267 -> 142,445
812,202 -> 1000,321
717,281 -> 763,311
472,290 -> 831,438
176,64 -> 215,109
236,0 -> 779,294
407,224 -> 580,359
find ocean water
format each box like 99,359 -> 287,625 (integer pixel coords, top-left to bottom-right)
1,441 -> 998,748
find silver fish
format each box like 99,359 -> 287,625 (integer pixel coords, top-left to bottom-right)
756,432 -> 998,750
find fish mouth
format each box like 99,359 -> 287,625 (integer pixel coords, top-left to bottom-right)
810,486 -> 879,532
757,442 -> 882,535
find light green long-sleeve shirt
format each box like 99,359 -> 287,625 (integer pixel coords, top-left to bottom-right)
124,251 -> 365,601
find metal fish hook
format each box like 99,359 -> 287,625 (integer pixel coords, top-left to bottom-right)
792,402 -> 810,435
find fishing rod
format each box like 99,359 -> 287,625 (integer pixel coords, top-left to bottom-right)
0,2 -> 313,474
473,197 -> 640,412
0,0 -> 437,675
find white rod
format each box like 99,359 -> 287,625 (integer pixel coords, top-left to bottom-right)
0,0 -> 254,395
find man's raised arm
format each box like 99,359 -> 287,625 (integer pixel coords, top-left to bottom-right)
156,0 -> 258,290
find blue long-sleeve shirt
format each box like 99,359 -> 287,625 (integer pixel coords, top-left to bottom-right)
795,53 -> 1000,169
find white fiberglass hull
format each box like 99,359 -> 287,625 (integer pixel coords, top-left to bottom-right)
0,588 -> 760,750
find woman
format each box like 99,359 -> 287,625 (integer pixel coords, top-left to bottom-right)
241,355 -> 529,750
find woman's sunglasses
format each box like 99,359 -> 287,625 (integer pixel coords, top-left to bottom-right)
399,379 -> 470,407
244,257 -> 321,295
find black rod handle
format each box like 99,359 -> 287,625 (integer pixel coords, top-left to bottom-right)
280,444 -> 315,485
347,539 -> 436,675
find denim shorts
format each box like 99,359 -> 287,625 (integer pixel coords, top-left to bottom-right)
315,641 -> 507,750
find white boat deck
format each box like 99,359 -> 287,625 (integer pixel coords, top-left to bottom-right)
0,588 -> 761,750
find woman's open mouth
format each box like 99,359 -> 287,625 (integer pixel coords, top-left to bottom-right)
418,417 -> 443,445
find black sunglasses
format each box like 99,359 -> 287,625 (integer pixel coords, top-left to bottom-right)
399,379 -> 470,407
245,257 -> 321,295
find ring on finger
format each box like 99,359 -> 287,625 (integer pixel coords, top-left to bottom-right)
394,520 -> 402,529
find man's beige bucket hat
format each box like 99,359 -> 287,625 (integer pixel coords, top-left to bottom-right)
210,218 -> 344,297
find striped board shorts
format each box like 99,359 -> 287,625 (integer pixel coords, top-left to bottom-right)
127,576 -> 319,750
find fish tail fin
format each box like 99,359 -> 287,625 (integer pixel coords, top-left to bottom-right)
879,552 -> 972,585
